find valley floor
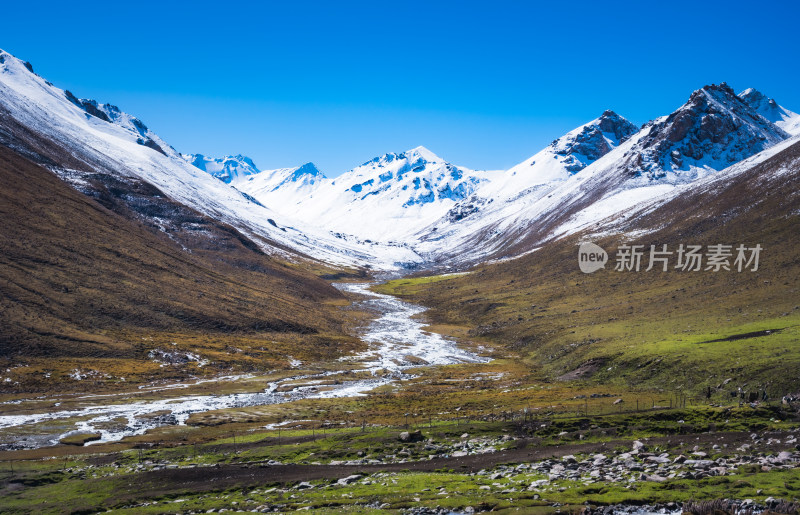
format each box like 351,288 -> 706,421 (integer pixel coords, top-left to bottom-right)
1,278 -> 799,514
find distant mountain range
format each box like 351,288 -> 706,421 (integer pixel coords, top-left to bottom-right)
1,48 -> 798,271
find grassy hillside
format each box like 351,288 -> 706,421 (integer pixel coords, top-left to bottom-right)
377,140 -> 800,400
0,146 -> 363,392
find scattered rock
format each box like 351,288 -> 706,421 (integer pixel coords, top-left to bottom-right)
398,430 -> 424,443
337,474 -> 362,485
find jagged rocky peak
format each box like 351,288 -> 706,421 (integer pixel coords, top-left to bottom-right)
63,93 -> 150,135
550,110 -> 639,172
632,82 -> 789,179
738,87 -> 800,135
738,88 -> 776,111
229,154 -> 256,167
595,110 -> 640,142
668,82 -> 786,144
340,145 -> 485,208
360,145 -> 442,172
184,153 -> 261,183
62,92 -> 166,155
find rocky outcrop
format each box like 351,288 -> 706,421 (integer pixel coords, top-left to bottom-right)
552,110 -> 639,173
630,82 -> 789,180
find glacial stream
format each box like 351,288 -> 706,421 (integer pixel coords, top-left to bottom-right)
0,283 -> 488,449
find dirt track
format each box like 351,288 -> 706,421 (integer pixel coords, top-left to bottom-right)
120,430 -> 793,501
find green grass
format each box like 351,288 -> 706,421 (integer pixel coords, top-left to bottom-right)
4,463 -> 798,514
371,273 -> 470,295
375,228 -> 800,401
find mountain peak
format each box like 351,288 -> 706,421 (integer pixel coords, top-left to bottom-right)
737,88 -> 800,135
631,82 -> 789,180
705,81 -> 735,95
546,111 -> 639,172
294,162 -> 324,178
185,154 -> 261,183
407,145 -> 440,160
738,87 -> 769,105
0,49 -> 35,75
231,154 -> 257,168
594,110 -> 639,142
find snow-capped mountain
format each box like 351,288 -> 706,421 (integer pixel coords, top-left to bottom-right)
441,110 -> 639,225
0,49 -> 422,269
415,83 -> 794,266
242,146 -> 502,241
738,87 -> 800,136
234,162 -> 327,208
628,82 -> 788,182
63,92 -> 175,157
183,153 -> 328,209
2,46 -> 796,272
503,109 -> 639,184
182,153 -> 260,183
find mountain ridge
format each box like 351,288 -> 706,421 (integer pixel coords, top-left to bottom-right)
1,47 -> 798,272
0,48 -> 422,270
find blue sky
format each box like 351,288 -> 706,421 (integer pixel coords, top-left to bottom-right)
3,1 -> 798,176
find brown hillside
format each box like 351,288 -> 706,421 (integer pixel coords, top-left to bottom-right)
0,145 -> 353,361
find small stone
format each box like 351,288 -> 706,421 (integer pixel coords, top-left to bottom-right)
398,430 -> 423,442
528,479 -> 548,490
337,474 -> 362,485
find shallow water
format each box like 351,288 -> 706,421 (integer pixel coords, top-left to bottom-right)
0,282 -> 487,448
335,282 -> 486,371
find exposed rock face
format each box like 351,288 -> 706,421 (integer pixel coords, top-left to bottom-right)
445,196 -> 492,223
184,154 -> 261,183
552,110 -> 639,173
738,87 -> 800,135
739,88 -> 780,117
631,83 -> 789,180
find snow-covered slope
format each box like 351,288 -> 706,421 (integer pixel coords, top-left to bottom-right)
440,110 -> 639,226
234,162 -> 328,208
183,153 -> 329,210
592,132 -> 800,241
416,83 -> 792,266
181,153 -> 261,183
0,49 -> 421,269
738,87 -> 800,136
493,110 -> 639,195
242,146 -> 502,241
2,47 -> 795,272
629,83 -> 788,181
